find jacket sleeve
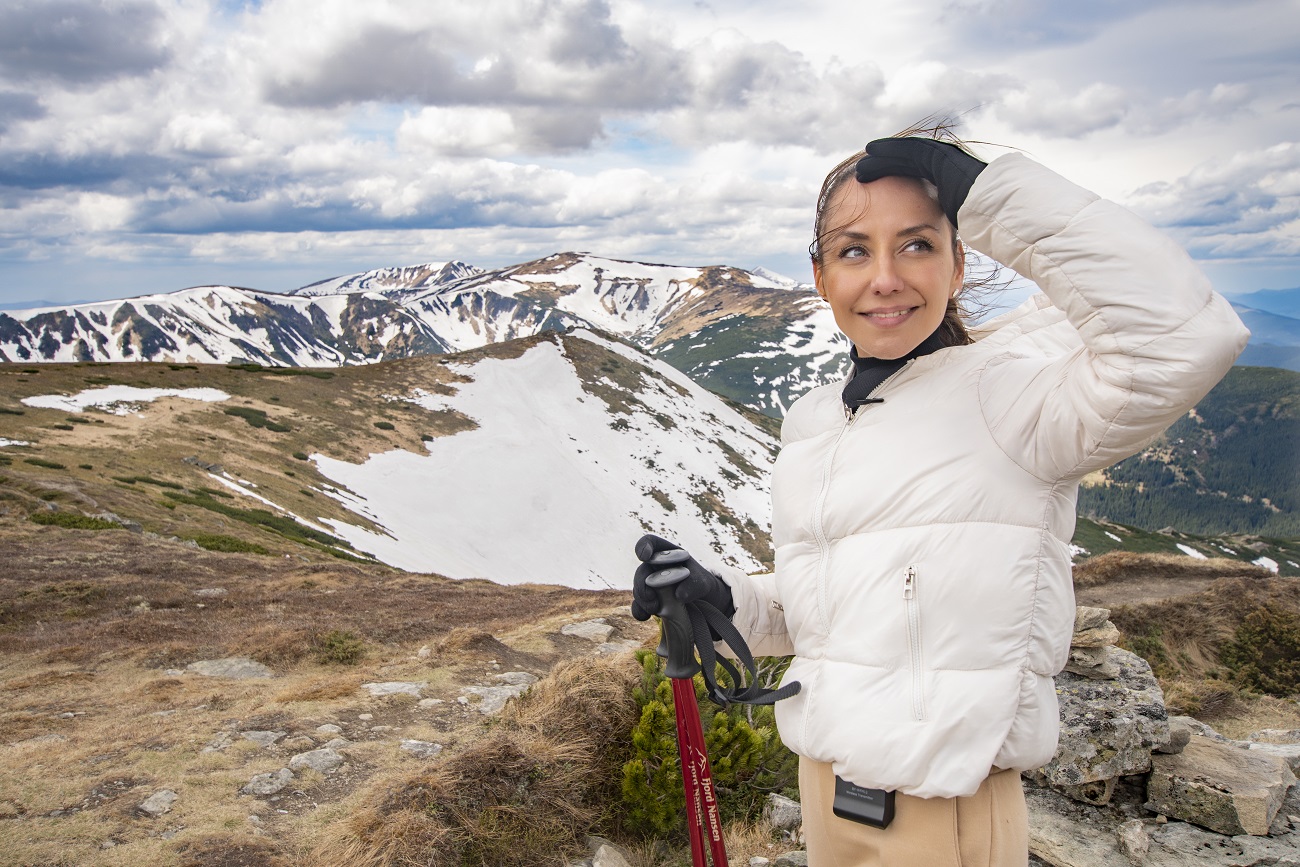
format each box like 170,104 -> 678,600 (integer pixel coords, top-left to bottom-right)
715,564 -> 794,658
959,153 -> 1250,482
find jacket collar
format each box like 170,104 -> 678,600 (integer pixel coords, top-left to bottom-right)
841,328 -> 947,412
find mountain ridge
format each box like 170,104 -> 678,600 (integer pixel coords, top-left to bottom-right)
0,252 -> 843,415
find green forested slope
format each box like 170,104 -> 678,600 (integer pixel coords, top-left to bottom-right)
1077,366 -> 1298,538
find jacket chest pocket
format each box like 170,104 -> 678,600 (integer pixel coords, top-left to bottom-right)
903,565 -> 927,722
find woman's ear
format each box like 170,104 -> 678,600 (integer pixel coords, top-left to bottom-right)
950,240 -> 965,296
813,261 -> 826,300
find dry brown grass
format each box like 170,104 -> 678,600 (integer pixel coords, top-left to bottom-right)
0,513 -> 648,867
1092,569 -> 1300,729
1072,550 -> 1270,588
311,653 -> 642,867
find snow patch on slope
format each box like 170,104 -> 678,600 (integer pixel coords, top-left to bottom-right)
22,386 -> 229,414
312,331 -> 774,588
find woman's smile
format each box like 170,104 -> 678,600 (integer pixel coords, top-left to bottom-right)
813,175 -> 964,360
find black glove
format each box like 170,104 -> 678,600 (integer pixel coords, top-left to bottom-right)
631,533 -> 735,622
854,137 -> 987,228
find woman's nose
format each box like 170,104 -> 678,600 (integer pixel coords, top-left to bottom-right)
870,255 -> 905,294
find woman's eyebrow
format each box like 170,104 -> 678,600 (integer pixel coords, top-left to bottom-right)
897,223 -> 942,237
830,224 -> 941,242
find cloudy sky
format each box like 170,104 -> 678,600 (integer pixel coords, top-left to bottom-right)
1,0 -> 1297,308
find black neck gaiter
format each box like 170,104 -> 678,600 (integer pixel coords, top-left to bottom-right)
841,328 -> 947,413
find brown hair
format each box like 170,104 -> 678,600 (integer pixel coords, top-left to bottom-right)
809,120 -> 996,348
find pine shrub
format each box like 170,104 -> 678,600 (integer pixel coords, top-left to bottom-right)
619,649 -> 797,840
1220,605 -> 1300,697
316,629 -> 365,665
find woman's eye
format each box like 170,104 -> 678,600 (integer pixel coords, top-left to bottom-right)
904,238 -> 935,253
839,245 -> 867,259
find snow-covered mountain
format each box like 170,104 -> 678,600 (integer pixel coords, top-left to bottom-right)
2,327 -> 778,588
0,252 -> 848,415
311,329 -> 778,585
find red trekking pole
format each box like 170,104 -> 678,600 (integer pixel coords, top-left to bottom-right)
645,567 -> 730,867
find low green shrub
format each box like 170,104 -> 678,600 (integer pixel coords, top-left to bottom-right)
316,629 -> 365,665
24,458 -> 66,470
188,533 -> 270,555
112,475 -> 183,489
619,650 -> 797,840
374,421 -> 395,431
224,406 -> 291,432
292,452 -> 309,461
1220,605 -> 1300,697
29,511 -> 123,530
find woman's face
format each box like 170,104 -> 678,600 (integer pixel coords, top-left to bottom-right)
814,175 -> 963,360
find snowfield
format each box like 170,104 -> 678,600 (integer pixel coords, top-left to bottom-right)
21,386 -> 230,414
312,331 -> 775,589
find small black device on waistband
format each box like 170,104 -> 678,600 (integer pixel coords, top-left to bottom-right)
832,775 -> 895,829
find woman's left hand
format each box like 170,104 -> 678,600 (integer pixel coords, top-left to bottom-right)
855,138 -> 987,227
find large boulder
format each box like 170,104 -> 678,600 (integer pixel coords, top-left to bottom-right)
1028,781 -> 1300,867
1030,646 -> 1170,803
1145,735 -> 1296,836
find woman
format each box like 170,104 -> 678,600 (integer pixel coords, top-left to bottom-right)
632,132 -> 1249,865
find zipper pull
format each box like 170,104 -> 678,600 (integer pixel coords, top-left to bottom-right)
903,566 -> 916,599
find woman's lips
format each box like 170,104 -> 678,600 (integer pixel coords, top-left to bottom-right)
861,306 -> 917,327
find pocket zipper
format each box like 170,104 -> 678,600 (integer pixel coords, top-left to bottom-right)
903,566 -> 926,721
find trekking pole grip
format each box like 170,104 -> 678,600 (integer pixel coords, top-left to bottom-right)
646,569 -> 701,679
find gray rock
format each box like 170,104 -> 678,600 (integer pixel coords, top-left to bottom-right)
561,619 -> 616,643
1156,718 -> 1194,755
1031,647 -> 1169,801
241,769 -> 293,796
1146,735 -> 1296,836
460,672 -> 538,715
1170,716 -> 1229,743
1027,785 -> 1128,866
322,738 -> 352,750
360,681 -> 426,697
201,732 -> 234,753
591,839 -> 635,867
749,859 -> 772,867
1064,645 -> 1121,680
315,724 -> 342,735
138,790 -> 177,817
595,640 -> 642,655
1243,742 -> 1300,773
186,657 -> 273,679
1116,819 -> 1150,863
240,730 -> 285,748
399,739 -> 443,759
1072,623 -> 1121,649
288,748 -> 344,774
774,852 -> 808,867
1073,606 -> 1112,631
764,792 -> 803,831
1249,729 -> 1300,745
1144,816 -> 1300,865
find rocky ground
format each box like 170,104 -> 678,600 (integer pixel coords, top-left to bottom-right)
3,515 -> 1299,867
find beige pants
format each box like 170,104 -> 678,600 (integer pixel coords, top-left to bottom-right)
797,759 -> 1029,867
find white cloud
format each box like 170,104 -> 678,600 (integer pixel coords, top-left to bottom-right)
1,0 -> 1298,305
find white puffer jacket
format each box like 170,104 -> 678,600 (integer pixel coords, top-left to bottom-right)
718,153 -> 1249,799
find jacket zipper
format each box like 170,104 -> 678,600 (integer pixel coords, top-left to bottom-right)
812,364 -> 910,635
903,565 -> 926,721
